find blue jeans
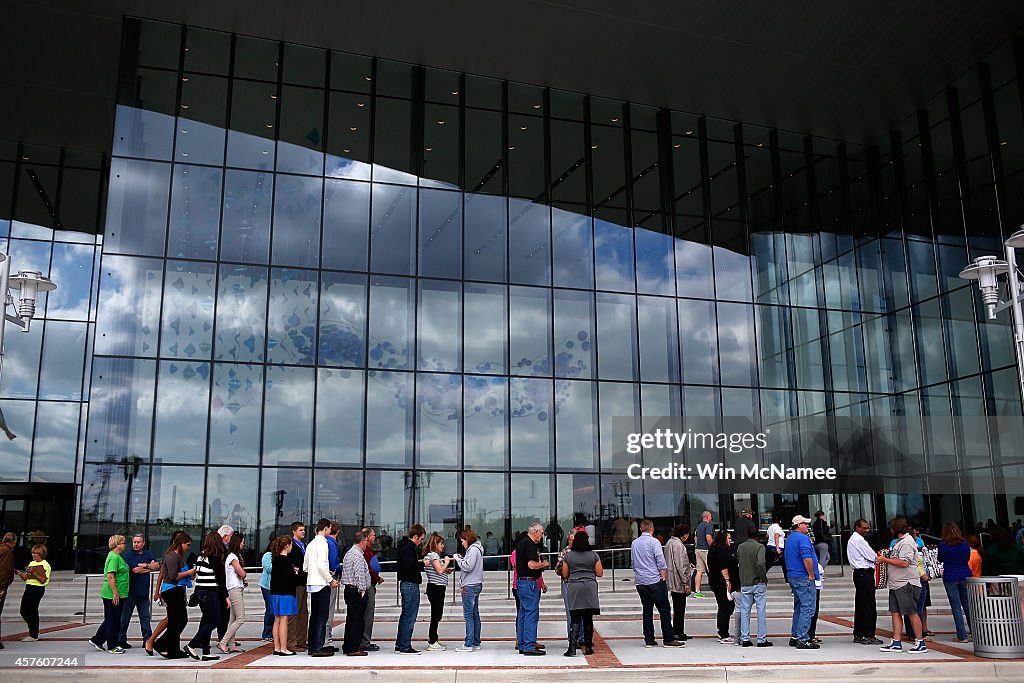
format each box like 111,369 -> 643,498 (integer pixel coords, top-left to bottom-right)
788,576 -> 815,641
188,589 -> 223,654
635,580 -> 675,645
944,580 -> 971,640
91,597 -> 124,650
118,594 -> 153,643
740,583 -> 768,643
307,586 -> 332,653
396,581 -> 420,650
515,579 -> 540,651
461,583 -> 482,647
260,586 -> 274,639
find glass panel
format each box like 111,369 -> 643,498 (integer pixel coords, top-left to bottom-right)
313,470 -> 362,537
551,207 -> 593,288
464,108 -> 503,195
112,73 -> 176,161
234,35 -> 279,82
184,27 -> 230,75
277,85 -> 325,175
153,360 -> 211,464
220,169 -> 272,264
638,296 -> 679,383
365,370 -> 413,466
160,260 -> 216,359
463,473 -> 508,554
418,189 -> 462,278
271,174 -> 322,268
318,271 -> 366,367
675,229 -> 714,298
417,373 -> 461,468
373,98 -> 415,184
599,381 -> 638,471
464,193 -> 506,282
418,279 -> 461,372
368,275 -> 413,370
510,377 -> 552,470
258,467 -> 311,547
555,473 -> 600,547
85,358 -> 155,463
262,365 -> 314,466
206,467 -> 259,544
678,298 -> 718,385
0,320 -> 41,399
267,268 -> 318,365
30,401 -> 79,483
209,363 -> 263,465
104,159 -> 171,257
511,473 -> 552,548
414,471 -> 460,542
508,198 -> 550,286
594,219 -> 635,292
464,283 -> 506,374
326,91 -> 372,181
635,228 -> 675,296
322,178 -> 369,271
0,401 -> 33,480
315,368 -> 363,467
596,292 -> 638,381
555,379 -> 597,470
38,321 -> 87,400
46,243 -> 94,320
421,104 -> 460,189
226,80 -> 277,170
364,470 -> 409,556
553,289 -> 594,379
175,74 -> 227,166
215,264 -> 268,363
95,255 -> 163,356
370,183 -> 416,275
465,375 -> 508,470
717,302 -> 757,386
509,286 -> 552,376
149,466 -> 204,537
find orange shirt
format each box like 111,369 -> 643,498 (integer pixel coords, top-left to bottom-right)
969,548 -> 982,577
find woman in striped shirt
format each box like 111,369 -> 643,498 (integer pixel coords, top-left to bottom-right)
423,533 -> 453,651
185,531 -> 229,661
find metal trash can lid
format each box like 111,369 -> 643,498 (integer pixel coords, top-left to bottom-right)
967,576 -> 1018,583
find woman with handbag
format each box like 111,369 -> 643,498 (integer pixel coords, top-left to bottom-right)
186,531 -> 230,660
152,533 -> 195,658
218,533 -> 247,654
16,544 -> 50,641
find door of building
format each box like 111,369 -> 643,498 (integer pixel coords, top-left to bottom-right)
0,484 -> 76,570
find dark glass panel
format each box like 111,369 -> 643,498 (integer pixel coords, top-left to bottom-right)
418,189 -> 462,278
510,377 -> 552,470
220,169 -> 272,264
943,288 -> 981,379
104,159 -> 171,257
277,85 -> 325,176
365,370 -> 413,467
465,375 -> 508,470
183,27 -> 229,75
271,174 -> 322,268
14,165 -> 57,236
326,91 -> 372,180
85,357 -> 155,463
30,401 -> 79,483
596,292 -> 638,381
209,363 -> 263,466
57,168 -> 102,234
258,467 -> 311,547
465,75 -> 502,110
330,52 -> 373,93
553,288 -> 594,379
915,298 -> 948,386
464,193 -> 506,281
554,379 -> 597,470
791,307 -> 826,391
418,279 -> 461,372
368,275 -> 414,370
160,260 -> 215,359
549,118 -> 586,208
373,98 -> 415,184
424,67 -> 460,105
422,104 -> 460,189
638,296 -> 679,383
551,206 -> 593,289
283,43 -> 326,87
364,470 -> 410,553
906,238 -> 938,303
94,255 -> 163,356
167,164 -> 222,260
206,466 -> 259,544
370,183 -> 416,275
509,286 -> 552,377
508,198 -> 550,286
464,108 -> 503,195
463,282 -> 506,375
226,79 -> 277,170
39,321 -> 86,399
313,469 -> 363,533
510,473 -> 552,547
319,271 -> 366,368
233,35 -> 279,82
462,472 -> 508,553
508,82 -> 544,116
375,60 -> 412,98
152,360 -> 211,464
508,113 -> 545,200
136,19 -> 181,69
417,373 -> 462,468
112,69 -> 177,161
262,365 -> 314,466
315,368 -> 364,467
214,264 -> 268,363
555,473 -> 598,546
267,268 -> 318,365
176,74 -> 227,165
323,178 -> 370,271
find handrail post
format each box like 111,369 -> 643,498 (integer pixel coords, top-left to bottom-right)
82,575 -> 89,623
611,547 -> 616,593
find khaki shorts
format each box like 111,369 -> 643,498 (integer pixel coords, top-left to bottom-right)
696,549 -> 709,574
888,583 -> 921,615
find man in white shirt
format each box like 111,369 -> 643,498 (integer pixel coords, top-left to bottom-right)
847,518 -> 881,645
304,518 -> 339,657
766,515 -> 786,580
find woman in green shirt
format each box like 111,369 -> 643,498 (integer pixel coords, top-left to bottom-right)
88,535 -> 130,654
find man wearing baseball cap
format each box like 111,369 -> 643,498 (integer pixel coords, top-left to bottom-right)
783,515 -> 820,649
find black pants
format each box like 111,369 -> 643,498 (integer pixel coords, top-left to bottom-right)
569,610 -> 594,646
767,547 -> 787,579
426,583 -> 446,644
808,590 -> 821,639
154,587 -> 188,656
307,586 -> 331,653
92,597 -> 124,650
670,591 -> 687,638
188,589 -> 222,654
343,586 -> 368,654
852,568 -> 877,638
712,585 -> 734,639
635,581 -> 674,645
20,584 -> 45,638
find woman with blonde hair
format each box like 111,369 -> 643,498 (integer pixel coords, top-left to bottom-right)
217,533 -> 247,653
89,535 -> 130,654
423,532 -> 452,651
16,544 -> 50,641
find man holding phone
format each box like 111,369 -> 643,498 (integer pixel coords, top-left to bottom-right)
515,522 -> 548,656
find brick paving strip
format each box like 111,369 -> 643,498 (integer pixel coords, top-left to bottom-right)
818,614 -> 986,662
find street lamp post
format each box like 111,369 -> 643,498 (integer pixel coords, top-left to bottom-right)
0,252 -> 58,439
959,226 -> 1024,405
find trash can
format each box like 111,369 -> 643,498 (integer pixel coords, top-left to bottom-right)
966,576 -> 1024,658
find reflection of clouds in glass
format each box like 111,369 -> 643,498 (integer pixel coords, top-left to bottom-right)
47,243 -> 94,320
326,153 -> 371,181
417,373 -> 460,467
0,400 -> 34,480
635,228 -> 674,295
31,402 -> 79,481
39,321 -> 86,399
268,270 -> 317,365
0,322 -> 42,399
554,379 -> 596,469
95,255 -> 162,356
161,263 -> 215,359
716,302 -> 756,386
153,361 -> 211,463
210,363 -> 262,465
216,266 -> 267,362
674,238 -> 713,298
679,299 -> 718,384
262,366 -> 313,466
464,285 -> 505,374
510,377 -> 550,469
596,294 -> 637,381
368,280 -> 412,370
551,207 -> 593,287
594,219 -> 634,292
365,370 -> 412,465
418,286 -> 460,372
319,276 -> 365,367
86,358 -> 155,462
509,287 -> 550,376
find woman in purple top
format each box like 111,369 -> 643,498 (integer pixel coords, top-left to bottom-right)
937,522 -> 972,642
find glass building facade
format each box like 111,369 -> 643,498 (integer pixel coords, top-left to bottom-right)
2,19 -> 1024,569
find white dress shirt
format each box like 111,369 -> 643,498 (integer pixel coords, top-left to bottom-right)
846,531 -> 876,569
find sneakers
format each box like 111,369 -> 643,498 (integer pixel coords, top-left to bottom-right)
789,638 -> 800,647
395,647 -> 421,654
718,636 -> 736,644
454,645 -> 475,652
427,642 -> 446,651
756,641 -> 774,647
521,649 -> 546,656
692,592 -> 705,598
953,637 -> 972,643
107,646 -> 126,655
88,639 -> 106,652
363,643 -> 381,651
741,640 -> 754,647
879,641 -> 903,653
472,645 -> 483,651
185,646 -> 201,660
644,642 -> 658,648
794,640 -> 819,649
663,640 -> 685,647
20,636 -> 39,642
907,641 -> 928,653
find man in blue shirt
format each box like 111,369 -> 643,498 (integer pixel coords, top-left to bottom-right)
630,519 -> 685,648
118,533 -> 159,649
783,515 -> 820,649
693,511 -> 714,597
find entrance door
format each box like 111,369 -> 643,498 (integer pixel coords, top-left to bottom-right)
0,484 -> 76,570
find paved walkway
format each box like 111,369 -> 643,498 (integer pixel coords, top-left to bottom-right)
2,610 -> 1023,681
